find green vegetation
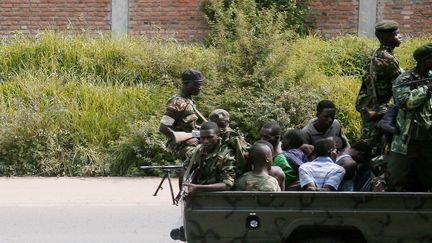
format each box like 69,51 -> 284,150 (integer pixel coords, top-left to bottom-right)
0,24 -> 430,176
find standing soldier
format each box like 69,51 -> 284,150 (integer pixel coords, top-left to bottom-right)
159,69 -> 207,162
387,44 -> 432,192
355,20 -> 403,156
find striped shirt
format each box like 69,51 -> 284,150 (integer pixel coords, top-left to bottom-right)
299,156 -> 345,190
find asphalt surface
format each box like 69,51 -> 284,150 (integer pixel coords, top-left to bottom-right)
0,177 -> 181,243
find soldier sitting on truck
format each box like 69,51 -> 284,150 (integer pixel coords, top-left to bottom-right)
208,109 -> 251,175
170,121 -> 237,241
235,141 -> 281,192
182,121 -> 237,195
299,138 -> 345,191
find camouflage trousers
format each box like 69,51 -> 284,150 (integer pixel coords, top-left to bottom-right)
386,139 -> 432,192
360,111 -> 384,157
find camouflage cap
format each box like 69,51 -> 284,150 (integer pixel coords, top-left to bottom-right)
209,109 -> 230,122
182,69 -> 204,83
413,43 -> 432,62
375,20 -> 399,32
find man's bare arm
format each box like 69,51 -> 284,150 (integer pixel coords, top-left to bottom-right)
183,182 -> 230,196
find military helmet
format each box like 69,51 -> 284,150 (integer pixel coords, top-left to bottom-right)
209,109 -> 230,123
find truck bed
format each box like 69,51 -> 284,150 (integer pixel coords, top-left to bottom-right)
184,191 -> 432,243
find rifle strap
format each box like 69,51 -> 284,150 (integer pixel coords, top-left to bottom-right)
191,103 -> 208,123
369,49 -> 379,104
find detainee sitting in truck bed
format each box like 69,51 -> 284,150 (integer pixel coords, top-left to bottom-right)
281,128 -> 310,190
235,141 -> 281,192
335,139 -> 373,191
299,138 -> 345,191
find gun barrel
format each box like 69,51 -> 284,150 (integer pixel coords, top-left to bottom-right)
140,165 -> 184,170
394,77 -> 432,87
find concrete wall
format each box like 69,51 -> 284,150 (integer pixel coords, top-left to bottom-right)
0,0 -> 431,41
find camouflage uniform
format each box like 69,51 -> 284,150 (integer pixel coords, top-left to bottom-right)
189,142 -> 236,189
235,172 -> 281,192
220,127 -> 251,175
160,95 -> 201,161
387,66 -> 432,192
356,45 -> 402,155
209,109 -> 251,175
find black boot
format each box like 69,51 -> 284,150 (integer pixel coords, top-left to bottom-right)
170,226 -> 186,242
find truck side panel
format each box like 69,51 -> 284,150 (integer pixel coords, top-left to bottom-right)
184,192 -> 432,243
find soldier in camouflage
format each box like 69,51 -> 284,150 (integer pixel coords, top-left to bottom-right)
183,121 -> 237,194
209,109 -> 251,175
170,121 -> 236,241
387,44 -> 432,192
355,20 -> 403,156
159,69 -> 206,161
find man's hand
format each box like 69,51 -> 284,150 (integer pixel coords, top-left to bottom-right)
300,144 -> 314,156
185,138 -> 199,146
182,182 -> 199,198
305,184 -> 317,191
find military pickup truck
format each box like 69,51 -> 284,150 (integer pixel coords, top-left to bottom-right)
183,191 -> 432,243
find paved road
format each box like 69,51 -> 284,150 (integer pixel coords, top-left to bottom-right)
0,177 -> 181,243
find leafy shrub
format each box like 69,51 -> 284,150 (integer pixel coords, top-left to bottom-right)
109,118 -> 172,176
203,0 -> 311,35
0,30 -> 431,176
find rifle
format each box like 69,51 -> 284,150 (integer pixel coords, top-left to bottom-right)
393,77 -> 432,87
140,165 -> 184,205
173,169 -> 197,206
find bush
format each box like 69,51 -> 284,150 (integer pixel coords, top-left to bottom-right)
203,0 -> 311,35
109,118 -> 172,176
0,30 -> 431,176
